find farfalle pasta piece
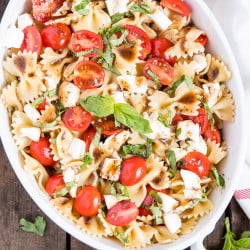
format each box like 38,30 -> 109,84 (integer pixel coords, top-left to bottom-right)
21,149 -> 49,193
180,217 -> 198,235
206,139 -> 227,164
207,56 -> 231,83
0,80 -> 23,112
211,85 -> 235,122
154,225 -> 179,243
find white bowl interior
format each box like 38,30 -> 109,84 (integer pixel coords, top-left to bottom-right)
0,0 -> 247,249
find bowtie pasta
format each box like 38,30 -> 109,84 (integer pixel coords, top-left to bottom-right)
1,0 -> 235,248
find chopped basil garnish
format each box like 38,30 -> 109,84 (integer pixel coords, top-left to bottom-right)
176,127 -> 182,137
115,231 -> 129,244
20,216 -> 46,237
211,167 -> 225,187
110,29 -> 129,47
111,182 -> 130,201
166,75 -> 193,96
111,12 -> 133,24
150,204 -> 163,225
93,127 -> 102,146
166,150 -> 177,176
157,109 -> 173,128
81,153 -> 93,170
32,88 -> 56,108
201,97 -> 215,129
147,70 -> 161,86
129,2 -> 151,14
74,0 -> 90,15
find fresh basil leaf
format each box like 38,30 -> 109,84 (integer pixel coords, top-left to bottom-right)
81,152 -> 93,170
129,2 -> 151,13
201,97 -> 215,129
111,13 -> 125,24
122,144 -> 147,157
117,183 -> 129,198
176,127 -> 182,137
150,204 -> 163,225
75,0 -> 90,15
110,29 -> 129,47
149,190 -> 162,204
93,127 -> 102,146
211,167 -> 225,188
166,75 -> 193,96
114,103 -> 152,134
75,48 -> 96,57
20,216 -> 46,237
147,70 -> 161,86
80,95 -> 114,117
115,231 -> 129,244
166,150 -> 177,176
32,96 -> 45,108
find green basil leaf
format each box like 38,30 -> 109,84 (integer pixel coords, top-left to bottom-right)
176,127 -> 182,137
75,0 -> 90,15
122,144 -> 147,157
81,152 -> 93,170
149,204 -> 163,225
147,70 -> 161,86
166,75 -> 193,96
115,231 -> 129,244
166,150 -> 177,176
114,103 -> 152,134
110,29 -> 129,47
129,2 -> 151,13
80,96 -> 114,117
201,97 -> 215,129
20,216 -> 46,237
211,167 -> 225,188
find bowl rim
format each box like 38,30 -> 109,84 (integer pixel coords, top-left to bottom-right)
0,0 -> 247,249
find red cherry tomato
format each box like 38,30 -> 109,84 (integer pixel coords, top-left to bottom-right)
94,119 -> 122,136
81,126 -> 96,152
143,57 -> 173,85
186,108 -> 209,134
62,106 -> 92,132
74,186 -> 101,217
120,156 -> 147,186
32,0 -> 65,23
20,26 -> 42,55
138,207 -> 152,216
45,174 -> 65,197
30,136 -> 56,166
160,0 -> 191,19
73,61 -> 105,90
203,124 -> 221,144
151,37 -> 173,58
106,200 -> 138,226
172,113 -> 184,125
195,34 -> 208,47
71,30 -> 103,57
41,23 -> 71,50
181,151 -> 211,178
36,100 -> 48,111
125,25 -> 151,60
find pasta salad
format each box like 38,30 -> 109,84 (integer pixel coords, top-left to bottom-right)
1,0 -> 235,248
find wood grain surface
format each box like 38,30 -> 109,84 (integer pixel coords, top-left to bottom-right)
0,1 -> 249,250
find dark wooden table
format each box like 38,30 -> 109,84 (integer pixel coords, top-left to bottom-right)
0,1 -> 250,250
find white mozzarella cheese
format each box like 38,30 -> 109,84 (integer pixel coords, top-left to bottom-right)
171,147 -> 188,161
149,8 -> 172,31
104,131 -> 130,151
113,91 -> 127,104
67,138 -> 86,159
58,82 -> 80,107
188,135 -> 207,155
63,168 -> 79,198
202,82 -> 222,108
3,25 -> 24,48
157,193 -> 179,213
180,169 -> 201,190
105,0 -> 129,16
100,158 -> 121,181
183,189 -> 202,200
20,127 -> 41,141
117,75 -> 148,95
163,212 -> 182,234
193,54 -> 207,73
104,195 -> 119,209
24,103 -> 41,122
177,120 -> 200,142
44,76 -> 59,90
144,112 -> 171,140
17,13 -> 34,30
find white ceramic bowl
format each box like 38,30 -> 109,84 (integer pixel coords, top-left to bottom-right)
0,0 -> 247,249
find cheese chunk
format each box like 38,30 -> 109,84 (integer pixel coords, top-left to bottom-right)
177,120 -> 200,142
149,8 -> 172,31
163,212 -> 182,234
113,91 -> 127,104
17,13 -> 34,30
4,25 -> 24,48
105,0 -> 129,16
67,138 -> 86,159
180,169 -> 201,189
20,127 -> 41,141
58,82 -> 80,107
158,193 -> 179,213
24,103 -> 41,122
203,82 -> 222,108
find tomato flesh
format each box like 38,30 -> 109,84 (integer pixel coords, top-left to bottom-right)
73,61 -> 105,89
125,25 -> 151,60
36,100 -> 48,111
195,34 -> 208,47
160,0 -> 191,18
81,126 -> 96,152
143,57 -> 173,85
21,26 -> 42,55
30,136 -> 56,166
33,0 -> 65,23
74,186 -> 101,217
94,119 -> 122,136
120,156 -> 147,186
41,23 -> 71,50
151,37 -> 173,58
62,106 -> 92,132
181,151 -> 211,178
107,200 -> 138,226
203,124 -> 221,144
72,30 -> 103,57
45,174 -> 65,197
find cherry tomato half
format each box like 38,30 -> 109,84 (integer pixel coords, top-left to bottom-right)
142,185 -> 168,207
21,26 -> 42,55
81,126 -> 96,152
203,124 -> 221,144
30,136 -> 56,166
41,23 -> 71,50
33,0 -> 65,23
106,200 -> 138,226
143,57 -> 173,85
181,151 -> 211,178
172,113 -> 184,125
74,186 -> 101,217
71,30 -> 103,57
62,106 -> 92,132
120,156 -> 147,186
151,37 -> 173,58
125,25 -> 151,60
36,99 -> 48,111
195,34 -> 208,47
45,174 -> 65,197
73,60 -> 105,90
160,0 -> 191,19
94,119 -> 122,136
